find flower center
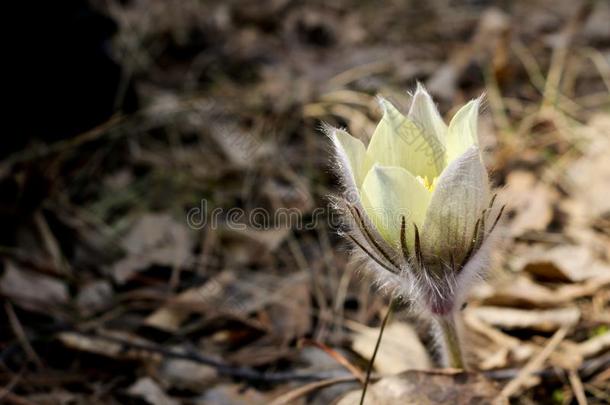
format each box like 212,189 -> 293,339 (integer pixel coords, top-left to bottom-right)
416,175 -> 437,192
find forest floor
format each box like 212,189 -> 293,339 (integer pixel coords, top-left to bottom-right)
1,0 -> 609,404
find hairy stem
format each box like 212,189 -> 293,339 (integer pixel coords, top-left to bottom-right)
435,313 -> 465,369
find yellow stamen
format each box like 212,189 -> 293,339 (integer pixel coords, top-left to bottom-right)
417,175 -> 437,192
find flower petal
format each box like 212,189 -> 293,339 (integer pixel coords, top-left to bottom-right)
446,97 -> 481,163
361,165 -> 432,248
422,146 -> 490,264
330,127 -> 369,188
366,98 -> 445,180
408,83 -> 447,146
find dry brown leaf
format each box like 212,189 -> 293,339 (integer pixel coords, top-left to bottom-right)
146,271 -> 310,334
467,306 -> 580,331
478,275 -> 562,307
501,171 -> 555,237
349,321 -> 431,374
127,377 -> 179,405
112,213 -> 193,284
563,114 -> 610,220
156,358 -> 217,391
0,260 -> 68,309
337,370 -> 506,405
146,272 -> 238,331
522,244 -> 609,282
553,273 -> 610,301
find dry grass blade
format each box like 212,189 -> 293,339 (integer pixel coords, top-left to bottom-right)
4,302 -> 43,369
359,300 -> 395,405
269,376 -> 359,405
301,340 -> 365,383
500,326 -> 570,398
568,369 -> 588,405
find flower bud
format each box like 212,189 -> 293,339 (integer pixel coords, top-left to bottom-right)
328,84 -> 503,316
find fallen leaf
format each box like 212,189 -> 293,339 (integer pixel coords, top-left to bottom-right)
0,260 -> 68,309
112,213 -> 193,284
145,271 -> 309,333
146,272 -> 237,331
127,377 -> 179,405
467,306 -> 580,331
478,275 -> 562,308
349,321 -> 431,373
501,171 -> 555,237
563,114 -> 610,219
337,370 -> 506,405
156,358 -> 217,391
522,244 -> 608,282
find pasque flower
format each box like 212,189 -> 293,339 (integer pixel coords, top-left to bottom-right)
328,85 -> 503,367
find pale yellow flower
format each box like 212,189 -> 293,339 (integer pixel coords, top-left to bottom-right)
329,84 -> 502,315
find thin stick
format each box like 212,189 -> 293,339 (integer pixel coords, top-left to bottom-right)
4,303 -> 43,369
500,326 -> 569,398
359,298 -> 396,405
55,331 -> 339,383
568,369 -> 588,405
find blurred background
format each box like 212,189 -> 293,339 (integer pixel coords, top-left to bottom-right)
2,0 -> 609,404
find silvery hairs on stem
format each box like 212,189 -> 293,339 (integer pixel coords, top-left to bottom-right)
325,84 -> 505,318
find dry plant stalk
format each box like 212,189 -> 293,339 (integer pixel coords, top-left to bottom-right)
327,84 -> 504,371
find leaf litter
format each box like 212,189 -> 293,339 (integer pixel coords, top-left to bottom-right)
1,0 -> 609,404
